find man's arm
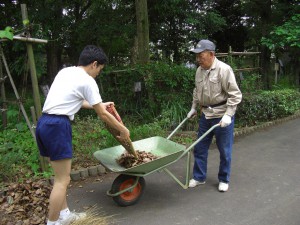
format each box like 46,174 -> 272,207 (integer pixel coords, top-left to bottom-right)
81,100 -> 93,109
222,68 -> 242,116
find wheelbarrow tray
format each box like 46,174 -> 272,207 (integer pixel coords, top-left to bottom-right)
94,136 -> 185,175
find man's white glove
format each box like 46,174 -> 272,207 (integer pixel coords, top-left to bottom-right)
187,108 -> 197,118
220,114 -> 231,127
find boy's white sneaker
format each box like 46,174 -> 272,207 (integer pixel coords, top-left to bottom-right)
59,212 -> 86,225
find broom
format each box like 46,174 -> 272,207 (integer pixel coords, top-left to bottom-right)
70,206 -> 115,225
105,104 -> 138,159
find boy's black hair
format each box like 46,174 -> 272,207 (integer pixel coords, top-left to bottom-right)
78,45 -> 108,66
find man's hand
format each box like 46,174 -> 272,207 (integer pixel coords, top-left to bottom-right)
187,108 -> 197,118
103,101 -> 114,109
117,127 -> 130,142
220,114 -> 231,127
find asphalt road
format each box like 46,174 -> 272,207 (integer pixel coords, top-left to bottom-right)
68,117 -> 300,225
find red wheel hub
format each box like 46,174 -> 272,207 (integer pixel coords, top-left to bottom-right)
119,179 -> 141,201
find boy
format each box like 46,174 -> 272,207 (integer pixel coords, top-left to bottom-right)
36,45 -> 130,225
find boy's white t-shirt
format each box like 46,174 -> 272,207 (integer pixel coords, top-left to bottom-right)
42,66 -> 102,120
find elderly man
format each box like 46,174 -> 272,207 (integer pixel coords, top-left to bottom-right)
187,39 -> 242,192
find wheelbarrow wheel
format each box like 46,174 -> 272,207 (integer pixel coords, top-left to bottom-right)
111,174 -> 146,207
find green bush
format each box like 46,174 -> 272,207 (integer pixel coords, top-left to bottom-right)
72,116 -> 165,154
236,89 -> 300,127
97,62 -> 195,123
239,73 -> 262,93
156,100 -> 197,131
0,123 -> 40,182
71,116 -> 165,167
272,75 -> 299,90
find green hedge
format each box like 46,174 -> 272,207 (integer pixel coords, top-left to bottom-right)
91,62 -> 195,123
96,62 -> 300,129
236,89 -> 300,127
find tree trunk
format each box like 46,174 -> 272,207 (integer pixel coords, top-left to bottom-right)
259,0 -> 272,89
131,36 -> 138,65
46,41 -> 61,85
135,0 -> 150,64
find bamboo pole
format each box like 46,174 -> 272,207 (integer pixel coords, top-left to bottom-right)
216,52 -> 260,57
31,106 -> 49,172
20,4 -> 48,172
0,45 -> 35,137
230,52 -> 261,55
21,4 -> 42,119
0,50 -> 7,127
229,46 -> 233,65
234,67 -> 261,72
0,36 -> 48,44
256,47 -> 260,72
13,36 -> 48,44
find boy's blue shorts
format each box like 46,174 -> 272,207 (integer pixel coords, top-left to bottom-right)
36,113 -> 72,161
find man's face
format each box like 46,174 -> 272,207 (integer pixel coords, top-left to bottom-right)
91,62 -> 104,78
196,51 -> 214,70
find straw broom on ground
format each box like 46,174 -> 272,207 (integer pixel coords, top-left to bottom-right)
70,206 -> 116,225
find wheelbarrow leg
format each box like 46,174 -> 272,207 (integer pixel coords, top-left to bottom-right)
163,151 -> 192,189
186,151 -> 192,186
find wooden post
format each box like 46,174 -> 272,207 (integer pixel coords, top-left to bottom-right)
256,47 -> 260,73
21,4 -> 48,172
0,50 -> 7,128
228,46 -> 233,65
21,4 -> 42,118
274,62 -> 279,84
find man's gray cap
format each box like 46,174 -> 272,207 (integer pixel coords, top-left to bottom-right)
189,40 -> 216,53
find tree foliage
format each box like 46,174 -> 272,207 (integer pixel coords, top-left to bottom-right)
0,0 -> 299,88
261,14 -> 300,51
0,26 -> 14,40
148,0 -> 226,62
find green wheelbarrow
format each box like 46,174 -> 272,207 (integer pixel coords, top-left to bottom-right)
94,118 -> 220,206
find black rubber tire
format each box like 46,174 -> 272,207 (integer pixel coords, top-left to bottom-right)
111,174 -> 146,207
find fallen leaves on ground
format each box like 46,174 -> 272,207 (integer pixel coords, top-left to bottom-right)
0,179 -> 51,225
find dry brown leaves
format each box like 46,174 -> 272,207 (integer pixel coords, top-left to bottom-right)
116,150 -> 159,168
0,179 -> 51,225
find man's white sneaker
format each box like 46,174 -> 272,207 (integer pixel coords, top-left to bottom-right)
188,179 -> 206,188
59,212 -> 87,225
218,182 -> 229,192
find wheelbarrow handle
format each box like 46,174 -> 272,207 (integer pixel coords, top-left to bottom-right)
175,123 -> 220,162
166,117 -> 189,140
163,123 -> 220,189
185,123 -> 220,152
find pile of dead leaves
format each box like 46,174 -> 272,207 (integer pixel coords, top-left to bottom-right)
0,179 -> 51,225
117,150 -> 159,168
